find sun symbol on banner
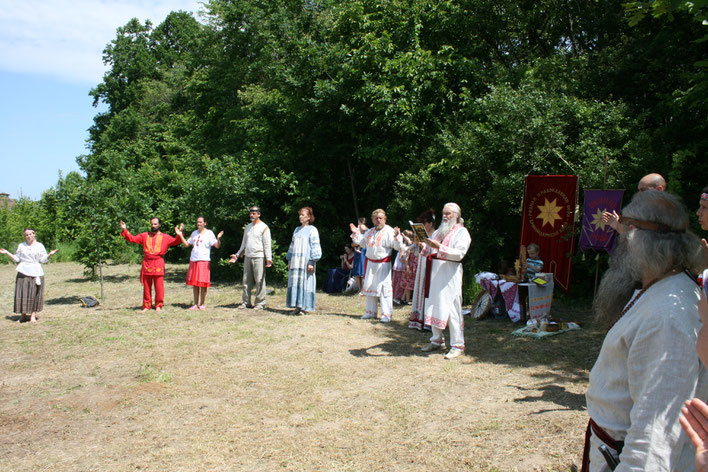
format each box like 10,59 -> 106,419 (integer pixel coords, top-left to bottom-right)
590,208 -> 607,231
536,198 -> 563,228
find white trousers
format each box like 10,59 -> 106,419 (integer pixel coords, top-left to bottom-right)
430,309 -> 464,350
365,294 -> 393,318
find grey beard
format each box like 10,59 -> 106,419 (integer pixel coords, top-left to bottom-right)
593,239 -> 640,328
437,219 -> 455,239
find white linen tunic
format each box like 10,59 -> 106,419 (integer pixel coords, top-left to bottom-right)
13,242 -> 49,279
422,224 -> 471,330
585,272 -> 708,471
351,225 -> 402,297
187,229 -> 218,262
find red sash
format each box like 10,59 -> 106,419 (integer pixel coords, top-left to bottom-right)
364,256 -> 391,273
581,418 -> 623,472
424,255 -> 437,297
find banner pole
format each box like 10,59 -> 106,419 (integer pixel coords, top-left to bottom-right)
593,156 -> 609,297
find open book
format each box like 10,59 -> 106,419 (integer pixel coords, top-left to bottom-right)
409,221 -> 430,241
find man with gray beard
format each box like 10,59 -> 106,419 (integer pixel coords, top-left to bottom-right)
582,190 -> 708,472
420,203 -> 471,360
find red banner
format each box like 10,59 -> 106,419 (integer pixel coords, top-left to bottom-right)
519,175 -> 579,292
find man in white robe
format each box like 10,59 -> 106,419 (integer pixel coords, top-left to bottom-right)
420,203 -> 471,360
584,190 -> 708,471
350,209 -> 402,323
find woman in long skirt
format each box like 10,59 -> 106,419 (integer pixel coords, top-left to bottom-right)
408,209 -> 435,330
286,207 -> 322,314
0,228 -> 58,322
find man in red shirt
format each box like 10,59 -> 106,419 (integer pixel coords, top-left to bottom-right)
120,218 -> 182,312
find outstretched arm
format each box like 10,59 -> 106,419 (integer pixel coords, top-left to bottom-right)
175,226 -> 189,247
0,248 -> 19,263
120,221 -> 143,244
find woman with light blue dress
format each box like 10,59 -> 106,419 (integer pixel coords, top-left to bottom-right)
286,207 -> 322,314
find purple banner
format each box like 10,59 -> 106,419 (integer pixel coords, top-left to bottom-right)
579,189 -> 624,253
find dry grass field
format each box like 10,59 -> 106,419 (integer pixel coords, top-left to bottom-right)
0,262 -> 603,471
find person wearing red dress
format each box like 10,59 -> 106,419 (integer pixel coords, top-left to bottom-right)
120,218 -> 182,312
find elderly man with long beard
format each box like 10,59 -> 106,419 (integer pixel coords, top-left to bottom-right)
582,190 -> 708,472
419,203 -> 471,360
350,209 -> 403,322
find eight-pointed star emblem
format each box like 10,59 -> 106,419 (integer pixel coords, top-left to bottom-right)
590,208 -> 607,231
536,198 -> 563,228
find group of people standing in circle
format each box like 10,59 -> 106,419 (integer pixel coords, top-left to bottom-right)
118,205 -> 323,316
0,202 -> 468,355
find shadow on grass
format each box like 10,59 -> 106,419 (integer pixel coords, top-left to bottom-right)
350,339 -> 430,358
215,303 -> 245,309
347,300 -> 603,380
45,296 -> 82,305
349,314 -> 436,358
513,384 -> 587,413
163,269 -> 188,284
67,274 -> 132,284
4,314 -> 45,323
322,311 -> 367,320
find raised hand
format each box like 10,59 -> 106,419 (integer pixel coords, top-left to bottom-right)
680,398 -> 708,472
602,210 -> 620,230
120,220 -> 127,230
217,231 -> 224,239
349,223 -> 358,234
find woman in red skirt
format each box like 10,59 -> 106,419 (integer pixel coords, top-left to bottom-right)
176,217 -> 223,310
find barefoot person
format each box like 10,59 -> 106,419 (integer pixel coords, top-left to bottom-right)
120,218 -> 182,312
175,216 -> 223,310
0,229 -> 58,322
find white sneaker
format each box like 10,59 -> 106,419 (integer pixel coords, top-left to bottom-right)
380,316 -> 391,323
362,312 -> 376,319
421,342 -> 442,352
444,349 -> 464,360
236,303 -> 248,309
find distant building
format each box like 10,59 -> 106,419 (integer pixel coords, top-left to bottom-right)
0,193 -> 16,209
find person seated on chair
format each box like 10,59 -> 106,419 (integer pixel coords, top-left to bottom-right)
524,243 -> 543,281
324,244 -> 355,293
